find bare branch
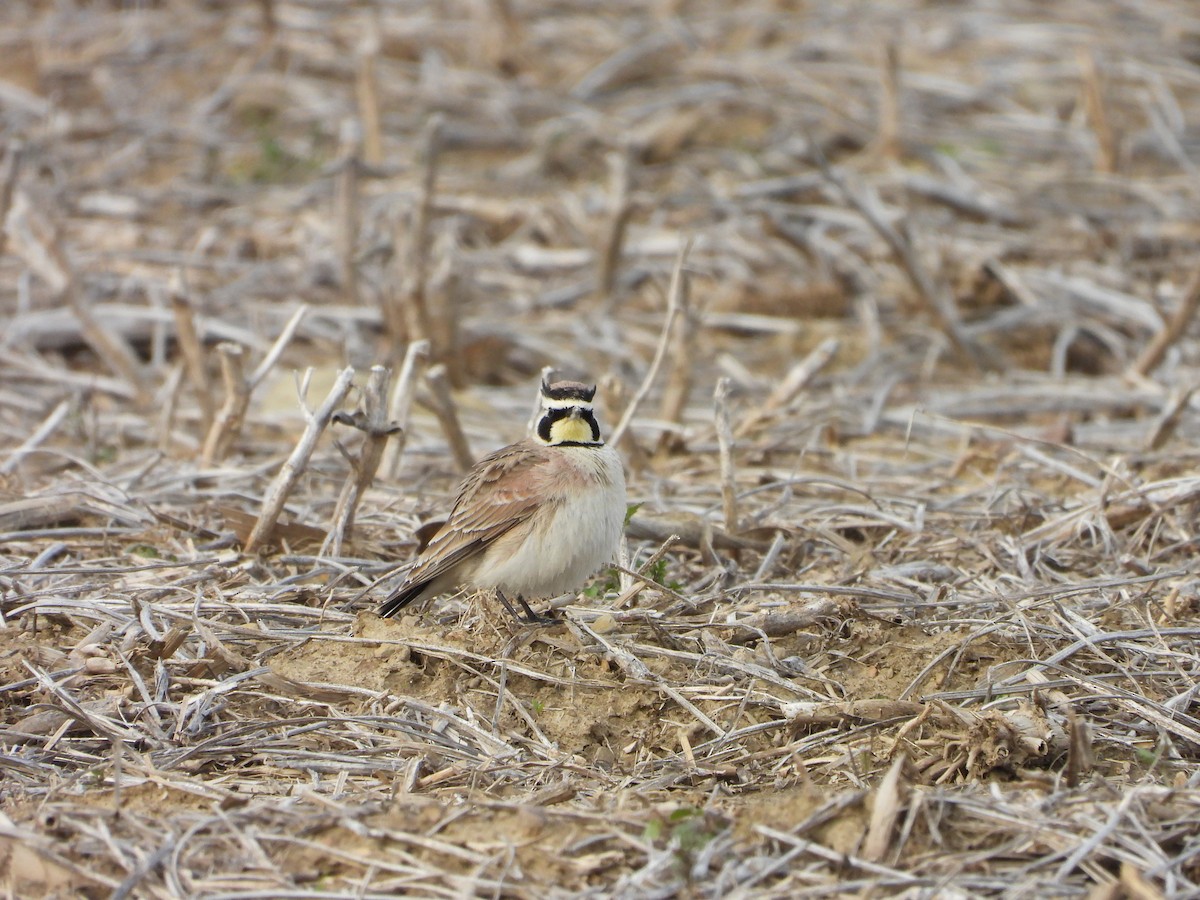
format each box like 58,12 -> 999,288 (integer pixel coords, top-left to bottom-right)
714,377 -> 738,534
325,365 -> 398,556
609,237 -> 691,449
381,339 -> 432,479
245,366 -> 356,554
1129,266 -> 1200,378
424,363 -> 473,473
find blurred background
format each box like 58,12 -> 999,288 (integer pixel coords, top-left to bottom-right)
4,0 -> 1198,447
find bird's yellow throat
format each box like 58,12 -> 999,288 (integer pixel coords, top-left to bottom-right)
549,416 -> 595,444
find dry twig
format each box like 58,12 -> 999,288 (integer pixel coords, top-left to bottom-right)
0,399 -> 69,476
325,365 -> 400,556
871,41 -> 903,160
390,114 -> 443,346
355,18 -> 384,166
201,305 -> 309,465
380,339 -> 431,480
609,238 -> 691,449
170,286 -> 215,429
200,342 -> 249,466
654,244 -> 695,456
1129,266 -> 1200,378
737,336 -> 839,438
1079,49 -> 1117,174
598,148 -> 633,312
334,119 -> 362,305
0,140 -> 23,259
714,377 -> 738,534
245,366 -> 356,553
424,363 -> 473,473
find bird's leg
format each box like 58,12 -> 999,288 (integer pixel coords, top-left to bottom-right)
495,589 -> 523,622
495,590 -> 556,626
516,593 -> 557,624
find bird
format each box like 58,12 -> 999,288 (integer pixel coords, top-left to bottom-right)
379,377 -> 627,624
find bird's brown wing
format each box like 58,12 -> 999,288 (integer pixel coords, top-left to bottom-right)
380,441 -> 551,614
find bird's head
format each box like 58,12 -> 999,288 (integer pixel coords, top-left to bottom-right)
535,378 -> 602,446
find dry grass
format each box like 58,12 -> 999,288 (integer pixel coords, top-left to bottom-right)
3,0 -> 1200,896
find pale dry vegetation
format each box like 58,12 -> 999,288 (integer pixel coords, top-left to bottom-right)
3,0 -> 1200,897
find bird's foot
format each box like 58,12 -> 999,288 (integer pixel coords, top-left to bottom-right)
496,591 -> 558,627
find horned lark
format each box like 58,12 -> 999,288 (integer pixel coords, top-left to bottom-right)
379,378 -> 626,623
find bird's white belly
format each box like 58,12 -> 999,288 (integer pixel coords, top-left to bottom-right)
474,466 -> 624,598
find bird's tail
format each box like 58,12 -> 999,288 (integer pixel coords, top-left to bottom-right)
378,579 -> 430,618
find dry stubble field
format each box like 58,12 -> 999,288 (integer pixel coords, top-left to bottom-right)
3,1 -> 1200,897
